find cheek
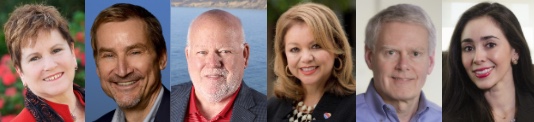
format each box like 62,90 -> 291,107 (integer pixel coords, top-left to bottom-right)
285,54 -> 299,68
461,53 -> 473,68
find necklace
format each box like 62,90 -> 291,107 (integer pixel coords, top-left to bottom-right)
71,102 -> 78,121
288,101 -> 316,122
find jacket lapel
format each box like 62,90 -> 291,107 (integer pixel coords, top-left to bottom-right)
230,82 -> 256,121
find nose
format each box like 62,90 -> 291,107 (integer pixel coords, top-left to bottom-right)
114,56 -> 133,77
394,53 -> 410,71
43,56 -> 58,71
300,50 -> 314,63
206,52 -> 223,68
473,48 -> 486,65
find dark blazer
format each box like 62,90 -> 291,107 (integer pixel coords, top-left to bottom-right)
268,92 -> 356,122
95,86 -> 170,122
170,81 -> 267,122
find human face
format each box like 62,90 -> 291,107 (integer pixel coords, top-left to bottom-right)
284,23 -> 334,87
16,29 -> 76,100
461,16 -> 517,90
186,19 -> 249,102
365,22 -> 434,101
95,19 -> 166,109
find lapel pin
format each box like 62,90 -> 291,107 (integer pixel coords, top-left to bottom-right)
323,112 -> 331,119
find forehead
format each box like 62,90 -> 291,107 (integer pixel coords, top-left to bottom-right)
284,23 -> 314,45
461,16 -> 504,40
96,19 -> 149,49
377,22 -> 429,49
189,23 -> 241,47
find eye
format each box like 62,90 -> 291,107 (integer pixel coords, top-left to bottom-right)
131,51 -> 142,55
52,48 -> 63,54
486,43 -> 497,48
220,50 -> 231,54
101,53 -> 114,58
289,47 -> 299,53
463,46 -> 474,52
197,51 -> 207,55
29,56 -> 40,62
311,44 -> 321,49
386,50 -> 396,55
413,51 -> 421,57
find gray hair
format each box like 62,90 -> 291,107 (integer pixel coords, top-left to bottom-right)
186,9 -> 246,48
365,4 -> 436,55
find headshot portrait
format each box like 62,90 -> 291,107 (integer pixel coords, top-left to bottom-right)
85,0 -> 170,121
355,0 -> 442,121
169,2 -> 267,122
267,1 -> 356,121
443,1 -> 534,121
1,1 -> 85,122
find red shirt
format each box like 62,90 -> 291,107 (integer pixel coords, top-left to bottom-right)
186,85 -> 241,122
11,90 -> 85,122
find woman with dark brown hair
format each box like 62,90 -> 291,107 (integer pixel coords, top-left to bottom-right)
444,2 -> 534,122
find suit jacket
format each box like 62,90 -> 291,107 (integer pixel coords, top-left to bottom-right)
170,81 -> 267,122
268,92 -> 356,122
95,86 -> 170,122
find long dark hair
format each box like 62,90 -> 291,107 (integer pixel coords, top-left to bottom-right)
444,2 -> 534,122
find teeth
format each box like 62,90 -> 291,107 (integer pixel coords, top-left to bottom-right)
475,68 -> 493,74
44,73 -> 62,81
117,81 -> 136,86
301,67 -> 316,71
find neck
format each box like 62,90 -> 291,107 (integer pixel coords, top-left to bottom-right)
302,82 -> 325,106
484,76 -> 516,121
123,86 -> 162,121
195,90 -> 235,120
40,87 -> 77,112
381,93 -> 420,122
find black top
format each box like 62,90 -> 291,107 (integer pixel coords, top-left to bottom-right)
268,92 -> 356,122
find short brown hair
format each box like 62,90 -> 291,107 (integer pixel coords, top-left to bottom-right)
3,4 -> 74,72
90,3 -> 166,61
273,3 -> 355,101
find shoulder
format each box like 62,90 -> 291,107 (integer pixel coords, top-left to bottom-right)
94,109 -> 116,122
241,82 -> 267,103
11,108 -> 35,122
171,82 -> 192,91
421,100 -> 443,121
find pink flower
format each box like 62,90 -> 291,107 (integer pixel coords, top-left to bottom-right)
76,32 -> 85,43
1,55 -> 11,65
0,98 -> 4,109
2,72 -> 16,86
5,87 -> 17,97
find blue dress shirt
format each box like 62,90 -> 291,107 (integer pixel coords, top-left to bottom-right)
356,79 -> 442,122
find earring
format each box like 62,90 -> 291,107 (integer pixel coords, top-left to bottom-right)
512,58 -> 518,65
334,57 -> 343,70
286,66 -> 294,77
75,66 -> 78,71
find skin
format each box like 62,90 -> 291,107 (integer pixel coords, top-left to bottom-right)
16,29 -> 85,121
284,23 -> 334,106
460,16 -> 517,122
185,10 -> 249,120
95,18 -> 167,121
365,22 -> 434,122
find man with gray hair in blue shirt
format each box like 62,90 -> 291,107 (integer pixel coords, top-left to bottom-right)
356,4 -> 442,122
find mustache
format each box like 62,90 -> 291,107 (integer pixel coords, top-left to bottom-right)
201,68 -> 228,77
109,73 -> 144,82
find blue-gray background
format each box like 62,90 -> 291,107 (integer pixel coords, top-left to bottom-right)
84,0 -> 170,121
170,7 -> 267,95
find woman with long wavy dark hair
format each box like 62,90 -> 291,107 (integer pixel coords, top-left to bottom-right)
444,2 -> 534,122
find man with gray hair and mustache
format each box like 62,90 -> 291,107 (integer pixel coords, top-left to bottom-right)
356,4 -> 442,122
170,9 -> 267,122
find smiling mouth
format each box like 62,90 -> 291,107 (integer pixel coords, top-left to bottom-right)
473,66 -> 494,78
300,66 -> 318,75
43,72 -> 63,81
116,80 -> 138,86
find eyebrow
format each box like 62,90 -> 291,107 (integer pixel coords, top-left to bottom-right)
461,35 -> 499,43
97,43 -> 147,54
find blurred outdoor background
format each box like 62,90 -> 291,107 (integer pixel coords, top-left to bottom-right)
0,0 -> 84,121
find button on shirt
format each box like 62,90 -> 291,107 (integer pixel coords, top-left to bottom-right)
356,79 -> 442,122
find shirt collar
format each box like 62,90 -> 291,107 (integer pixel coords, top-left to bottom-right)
111,86 -> 164,122
364,79 -> 431,121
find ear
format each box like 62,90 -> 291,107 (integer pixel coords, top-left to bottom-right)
242,43 -> 250,69
364,46 -> 374,70
159,51 -> 168,70
15,66 -> 26,85
512,48 -> 519,62
70,43 -> 78,67
427,51 -> 435,75
185,46 -> 190,60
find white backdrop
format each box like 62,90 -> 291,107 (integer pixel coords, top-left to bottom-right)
356,0 -> 443,106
